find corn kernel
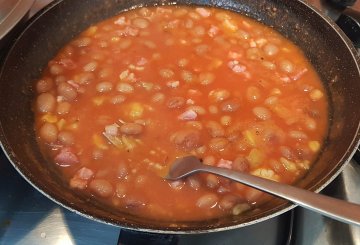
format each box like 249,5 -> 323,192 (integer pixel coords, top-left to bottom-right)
309,141 -> 320,152
220,115 -> 231,126
280,157 -> 297,172
56,118 -> 66,130
128,102 -> 144,119
246,148 -> 264,167
93,96 -> 105,106
85,26 -> 98,36
93,134 -> 109,150
41,114 -> 58,123
243,130 -> 256,147
222,19 -> 238,32
309,89 -> 324,101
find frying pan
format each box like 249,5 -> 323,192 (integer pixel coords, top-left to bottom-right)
0,0 -> 359,233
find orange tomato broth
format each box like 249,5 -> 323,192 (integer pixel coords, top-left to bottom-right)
34,6 -> 328,221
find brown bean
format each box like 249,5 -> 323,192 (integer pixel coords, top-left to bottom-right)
169,180 -> 185,190
171,129 -> 201,151
232,156 -> 250,172
304,117 -> 316,130
289,130 -> 308,140
83,61 -> 98,72
208,89 -> 230,102
196,193 -> 218,208
253,107 -> 271,120
120,123 -> 143,135
246,47 -> 261,60
132,17 -> 150,29
55,75 -> 67,85
280,146 -> 294,160
49,64 -> 63,75
159,68 -> 174,78
92,149 -> 103,160
219,195 -> 240,210
89,179 -> 114,198
56,101 -> 71,115
263,43 -> 279,56
138,7 -> 151,17
221,99 -> 240,112
166,96 -> 185,109
232,203 -> 251,215
199,72 -> 215,85
209,137 -> 229,151
206,174 -> 219,188
151,92 -> 165,103
116,82 -> 134,94
192,25 -> 205,36
37,93 -> 56,113
115,183 -> 126,198
36,78 -> 53,93
57,82 -> 77,101
39,123 -> 58,143
280,60 -> 294,73
96,82 -> 113,93
181,70 -> 194,83
77,72 -> 95,84
124,196 -> 146,208
110,95 -> 126,104
117,161 -> 128,179
73,37 -> 91,47
203,155 -> 216,166
195,44 -> 209,56
246,86 -> 261,102
205,121 -> 225,137
187,176 -> 201,190
58,131 -> 74,145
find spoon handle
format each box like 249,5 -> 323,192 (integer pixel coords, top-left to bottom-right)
202,165 -> 360,226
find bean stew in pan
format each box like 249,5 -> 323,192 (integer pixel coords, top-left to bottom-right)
34,6 -> 328,221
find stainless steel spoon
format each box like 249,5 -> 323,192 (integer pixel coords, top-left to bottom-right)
165,155 -> 360,226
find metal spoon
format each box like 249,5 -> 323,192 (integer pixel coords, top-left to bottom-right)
165,155 -> 360,226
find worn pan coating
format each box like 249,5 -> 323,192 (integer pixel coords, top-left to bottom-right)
0,0 -> 359,233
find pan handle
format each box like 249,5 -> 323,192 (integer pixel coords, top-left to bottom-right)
117,229 -> 179,245
325,0 -> 360,48
336,7 -> 360,48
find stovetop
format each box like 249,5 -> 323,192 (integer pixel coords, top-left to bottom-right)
1,1 -> 360,245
